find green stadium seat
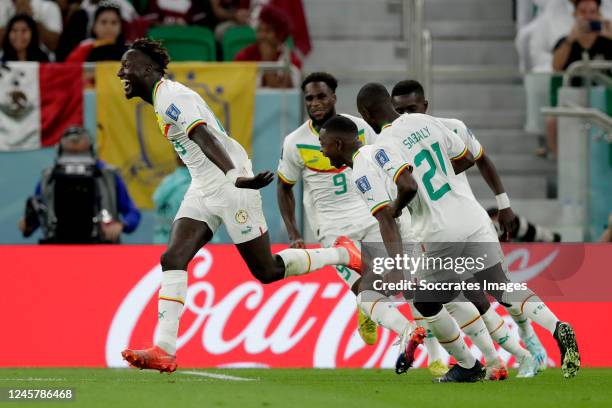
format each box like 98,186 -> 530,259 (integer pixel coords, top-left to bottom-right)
148,25 -> 216,62
222,26 -> 256,61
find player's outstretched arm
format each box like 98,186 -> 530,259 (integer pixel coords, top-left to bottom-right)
476,152 -> 517,240
189,126 -> 274,189
390,168 -> 418,218
277,180 -> 305,248
451,149 -> 475,174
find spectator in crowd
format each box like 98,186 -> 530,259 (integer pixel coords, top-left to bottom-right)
55,0 -> 89,61
19,126 -> 140,244
211,0 -> 251,40
541,0 -> 612,157
552,0 -> 612,71
152,157 -> 191,244
65,2 -> 127,62
0,0 -> 63,52
147,0 -> 211,26
524,0 -> 612,72
234,5 -> 300,88
81,0 -> 136,26
0,13 -> 48,62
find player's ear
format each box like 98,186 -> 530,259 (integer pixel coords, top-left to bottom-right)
424,100 -> 429,112
331,92 -> 337,104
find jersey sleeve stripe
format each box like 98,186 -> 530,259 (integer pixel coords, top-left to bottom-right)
371,200 -> 391,215
451,146 -> 468,161
474,146 -> 484,161
186,119 -> 207,135
393,163 -> 413,183
277,171 -> 296,185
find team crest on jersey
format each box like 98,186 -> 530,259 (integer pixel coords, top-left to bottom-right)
235,209 -> 249,224
166,103 -> 181,121
355,176 -> 371,193
375,150 -> 390,167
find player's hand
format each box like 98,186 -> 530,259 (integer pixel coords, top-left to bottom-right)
235,171 -> 274,190
289,237 -> 306,249
498,208 -> 518,242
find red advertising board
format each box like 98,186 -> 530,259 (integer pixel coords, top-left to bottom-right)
2,244 -> 611,368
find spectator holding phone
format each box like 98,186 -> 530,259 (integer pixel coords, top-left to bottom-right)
553,0 -> 612,71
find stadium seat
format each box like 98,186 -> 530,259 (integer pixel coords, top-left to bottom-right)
148,25 -> 216,62
222,26 -> 256,61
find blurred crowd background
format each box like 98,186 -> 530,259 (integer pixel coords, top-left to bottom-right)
0,0 -> 610,245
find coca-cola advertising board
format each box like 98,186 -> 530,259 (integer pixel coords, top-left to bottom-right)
3,244 -> 611,368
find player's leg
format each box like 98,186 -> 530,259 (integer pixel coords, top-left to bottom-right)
409,301 -> 449,376
122,216 -> 214,372
475,262 -> 580,378
461,280 -> 538,378
444,301 -> 508,380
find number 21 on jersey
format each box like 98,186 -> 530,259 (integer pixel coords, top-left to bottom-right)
414,142 -> 451,201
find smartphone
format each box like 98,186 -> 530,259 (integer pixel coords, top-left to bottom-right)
589,20 -> 602,32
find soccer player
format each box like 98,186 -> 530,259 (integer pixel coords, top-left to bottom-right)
116,39 -> 362,373
320,114 -> 490,383
350,83 -> 578,380
391,79 -> 549,370
277,72 -> 434,374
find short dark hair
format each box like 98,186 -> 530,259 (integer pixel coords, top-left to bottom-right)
573,0 -> 601,8
391,80 -> 425,98
301,72 -> 338,92
356,82 -> 391,112
130,38 -> 170,73
321,115 -> 358,135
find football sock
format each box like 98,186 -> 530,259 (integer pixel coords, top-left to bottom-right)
481,306 -> 529,359
279,248 -> 349,277
410,302 -> 445,363
509,313 -> 536,339
426,307 -> 476,369
446,302 -> 499,366
504,290 -> 559,335
357,291 -> 410,335
156,269 -> 188,355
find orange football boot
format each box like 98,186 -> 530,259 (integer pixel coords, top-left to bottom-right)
121,346 -> 177,373
333,236 -> 362,274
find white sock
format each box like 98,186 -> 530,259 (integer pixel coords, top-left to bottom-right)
156,270 -> 188,355
426,307 -> 476,369
508,312 -> 536,340
278,247 -> 349,277
410,302 -> 445,363
445,302 -> 499,366
357,291 -> 410,335
481,306 -> 529,360
504,290 -> 559,335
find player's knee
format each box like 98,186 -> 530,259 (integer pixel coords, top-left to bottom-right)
160,249 -> 188,271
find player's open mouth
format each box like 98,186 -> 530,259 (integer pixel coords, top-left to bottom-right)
121,79 -> 131,94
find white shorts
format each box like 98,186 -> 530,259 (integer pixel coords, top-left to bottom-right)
175,184 -> 268,244
419,221 -> 504,282
319,222 -> 380,288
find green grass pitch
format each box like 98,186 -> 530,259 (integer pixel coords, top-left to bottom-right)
1,368 -> 612,408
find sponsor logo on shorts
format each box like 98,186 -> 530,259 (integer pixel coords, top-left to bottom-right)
235,209 -> 249,224
241,226 -> 253,235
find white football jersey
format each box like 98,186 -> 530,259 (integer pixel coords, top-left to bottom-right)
351,144 -> 416,242
277,114 -> 378,239
436,117 -> 483,199
153,78 -> 250,196
373,113 -> 491,242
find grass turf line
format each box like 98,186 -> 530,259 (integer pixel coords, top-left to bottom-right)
0,368 -> 611,408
